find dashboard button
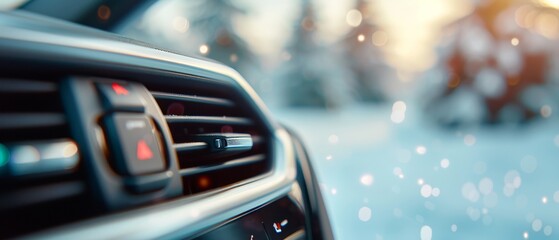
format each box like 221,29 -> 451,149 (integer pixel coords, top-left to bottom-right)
260,198 -> 305,240
97,82 -> 145,112
105,114 -> 165,176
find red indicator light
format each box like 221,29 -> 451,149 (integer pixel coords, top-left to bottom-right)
136,139 -> 153,161
273,222 -> 282,233
112,83 -> 129,95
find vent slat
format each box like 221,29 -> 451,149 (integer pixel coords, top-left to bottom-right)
0,79 -> 92,238
179,154 -> 265,177
150,87 -> 270,194
0,79 -> 57,93
0,113 -> 66,130
165,116 -> 253,125
0,181 -> 85,211
151,92 -> 235,107
174,142 -> 208,152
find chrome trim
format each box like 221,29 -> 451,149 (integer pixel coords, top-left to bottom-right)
5,139 -> 79,176
225,136 -> 253,150
150,91 -> 235,107
173,142 -> 208,152
165,115 -> 253,125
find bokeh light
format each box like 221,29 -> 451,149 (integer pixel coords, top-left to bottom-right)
0,144 -> 8,167
172,16 -> 189,33
346,9 -> 362,27
199,44 -> 209,55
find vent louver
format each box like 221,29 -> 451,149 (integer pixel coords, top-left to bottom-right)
0,79 -> 92,238
150,85 -> 271,194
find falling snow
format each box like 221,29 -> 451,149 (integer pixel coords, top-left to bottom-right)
544,226 -> 553,236
451,224 -> 457,232
358,207 -> 372,222
420,225 -> 432,240
391,101 -> 407,123
464,134 -> 476,146
532,219 -> 542,232
462,182 -> 480,202
440,158 -> 450,168
466,207 -> 481,221
520,155 -> 538,173
432,188 -> 440,197
421,184 -> 433,198
328,134 -> 339,144
504,170 -> 522,195
416,146 -> 427,155
360,174 -> 374,186
274,93 -> 559,239
478,178 -> 493,195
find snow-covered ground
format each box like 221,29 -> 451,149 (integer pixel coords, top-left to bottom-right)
271,103 -> 559,239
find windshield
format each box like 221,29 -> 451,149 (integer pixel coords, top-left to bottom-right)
121,0 -> 559,239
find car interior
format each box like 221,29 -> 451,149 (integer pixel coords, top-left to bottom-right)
3,0 -> 559,239
0,1 -> 333,239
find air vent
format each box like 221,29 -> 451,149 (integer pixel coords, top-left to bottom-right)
150,85 -> 271,194
0,79 -> 93,238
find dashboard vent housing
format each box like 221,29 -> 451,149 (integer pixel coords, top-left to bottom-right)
0,79 -> 93,238
149,83 -> 272,194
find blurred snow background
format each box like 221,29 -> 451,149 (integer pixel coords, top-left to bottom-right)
122,0 -> 559,238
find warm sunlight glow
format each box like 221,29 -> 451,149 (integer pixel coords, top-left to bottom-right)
538,0 -> 559,9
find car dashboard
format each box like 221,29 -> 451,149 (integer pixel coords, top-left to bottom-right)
0,10 -> 332,239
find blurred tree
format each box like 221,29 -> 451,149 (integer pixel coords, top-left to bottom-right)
425,0 -> 559,126
181,0 -> 261,85
339,0 -> 391,102
275,0 -> 355,108
123,0 -> 261,85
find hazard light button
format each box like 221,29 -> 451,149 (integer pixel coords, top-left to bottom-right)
104,113 -> 165,176
97,82 -> 145,112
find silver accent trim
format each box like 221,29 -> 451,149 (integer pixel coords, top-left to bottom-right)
5,139 -> 79,176
225,136 -> 253,150
173,142 -> 207,152
150,91 -> 235,107
165,115 -> 253,125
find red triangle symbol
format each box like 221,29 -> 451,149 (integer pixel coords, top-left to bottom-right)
112,83 -> 129,95
137,139 -> 153,161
